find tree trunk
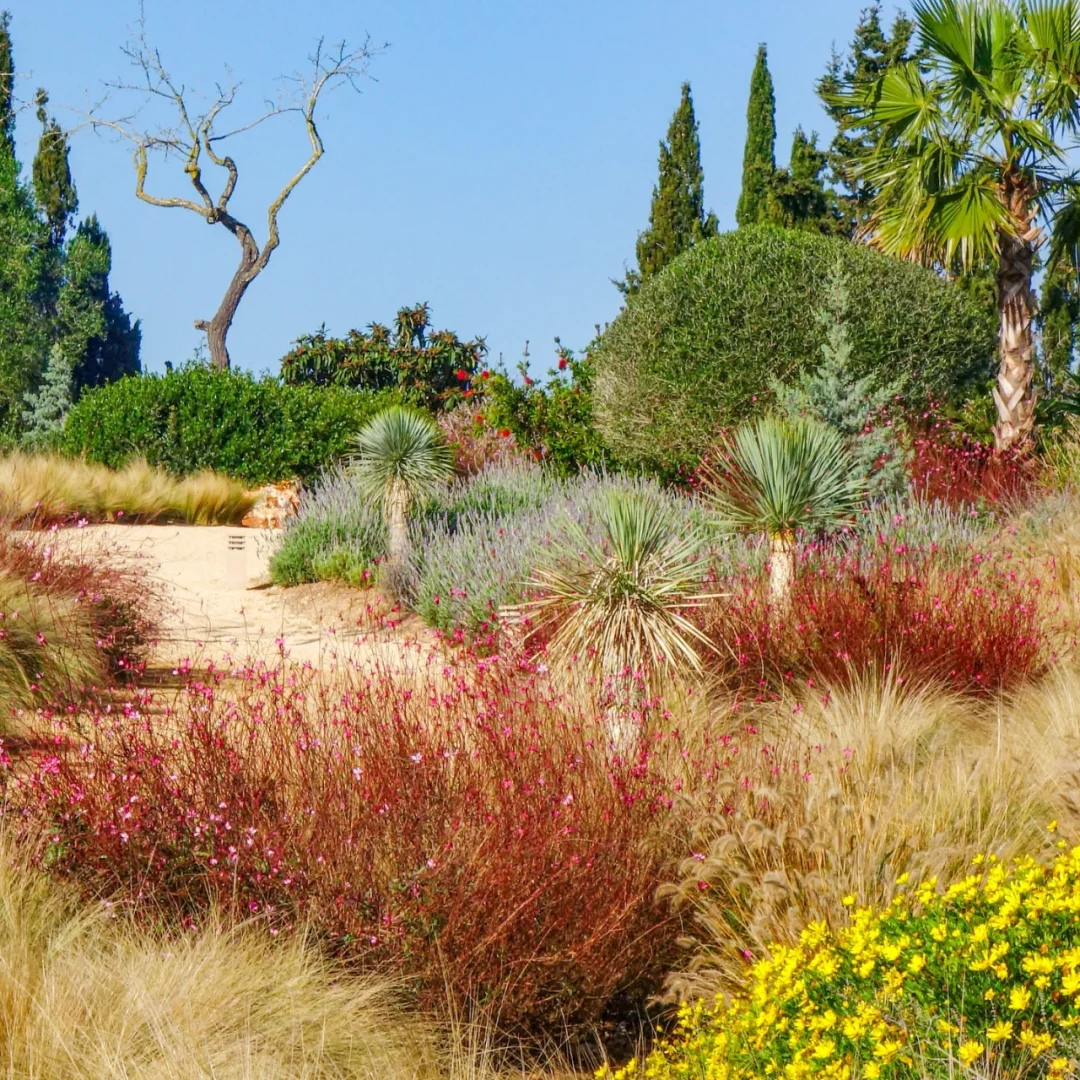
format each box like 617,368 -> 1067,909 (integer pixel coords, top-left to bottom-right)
768,530 -> 795,611
194,217 -> 260,371
382,479 -> 411,595
992,214 -> 1037,452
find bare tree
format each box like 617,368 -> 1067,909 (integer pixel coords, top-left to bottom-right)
93,17 -> 383,370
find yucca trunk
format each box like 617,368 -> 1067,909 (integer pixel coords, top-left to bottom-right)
768,530 -> 795,610
992,190 -> 1038,452
383,479 -> 410,584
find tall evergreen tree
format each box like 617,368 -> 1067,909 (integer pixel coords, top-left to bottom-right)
0,12 -> 50,432
772,127 -> 839,233
0,10 -> 139,435
618,82 -> 718,296
736,45 -> 781,228
32,90 -> 77,246
56,216 -> 141,391
817,5 -> 920,234
1040,259 -> 1078,392
0,11 -> 13,156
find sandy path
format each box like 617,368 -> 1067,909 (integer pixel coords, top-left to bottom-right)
62,524 -> 431,670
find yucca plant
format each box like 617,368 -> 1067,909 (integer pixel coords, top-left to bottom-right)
349,406 -> 453,587
702,415 -> 866,608
510,489 -> 715,744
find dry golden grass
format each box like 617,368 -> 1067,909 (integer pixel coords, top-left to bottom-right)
661,668 -> 1080,1001
0,840 -> 450,1079
0,453 -> 254,525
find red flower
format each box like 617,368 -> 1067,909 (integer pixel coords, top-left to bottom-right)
475,413 -> 485,424
455,368 -> 469,381
524,376 -> 534,386
558,358 -> 568,371
481,370 -> 491,379
498,428 -> 511,438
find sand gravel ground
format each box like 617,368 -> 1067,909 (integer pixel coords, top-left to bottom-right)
54,524 -> 430,670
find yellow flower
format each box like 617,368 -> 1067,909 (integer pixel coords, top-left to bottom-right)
863,1064 -> 880,1080
1019,1029 -> 1054,1056
1049,820 -> 1059,833
896,872 -> 910,886
1010,986 -> 1032,1011
842,895 -> 856,907
1062,972 -> 1080,996
987,1020 -> 1014,1043
908,954 -> 927,974
985,988 -> 996,1002
1049,1057 -> 1071,1076
959,1041 -> 985,1066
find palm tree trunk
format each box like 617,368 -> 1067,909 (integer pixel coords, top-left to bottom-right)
992,225 -> 1037,452
768,530 -> 795,611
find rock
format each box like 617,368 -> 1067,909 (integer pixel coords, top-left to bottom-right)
241,480 -> 301,529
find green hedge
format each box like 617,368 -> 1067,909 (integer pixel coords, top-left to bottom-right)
61,365 -> 401,485
592,226 -> 998,470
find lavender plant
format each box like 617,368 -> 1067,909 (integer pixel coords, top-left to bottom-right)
269,466 -> 387,586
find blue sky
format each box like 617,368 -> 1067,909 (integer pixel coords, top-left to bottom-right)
12,0 -> 877,376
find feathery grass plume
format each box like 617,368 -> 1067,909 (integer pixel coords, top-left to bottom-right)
350,406 -> 454,590
511,488 -> 715,733
702,413 -> 865,606
0,452 -> 253,524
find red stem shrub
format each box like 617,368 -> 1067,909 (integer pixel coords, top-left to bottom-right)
12,651 -> 691,1036
701,540 -> 1051,695
907,421 -> 1039,509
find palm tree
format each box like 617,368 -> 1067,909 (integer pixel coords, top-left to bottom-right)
825,0 -> 1080,451
350,406 -> 453,587
702,415 -> 866,609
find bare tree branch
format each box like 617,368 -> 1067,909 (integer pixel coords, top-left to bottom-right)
81,9 -> 386,368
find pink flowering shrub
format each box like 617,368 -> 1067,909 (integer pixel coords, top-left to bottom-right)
700,538 -> 1051,695
907,421 -> 1039,508
12,650 -> 695,1036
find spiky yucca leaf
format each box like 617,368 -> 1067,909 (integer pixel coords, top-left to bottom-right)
511,489 -> 715,699
349,406 -> 454,508
703,414 -> 866,540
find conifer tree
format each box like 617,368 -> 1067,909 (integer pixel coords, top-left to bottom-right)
32,90 -> 77,245
57,216 -> 141,392
618,83 -> 717,296
817,5 -> 920,234
0,11 -> 13,156
736,45 -> 781,228
1040,259 -> 1078,391
21,342 -> 73,449
772,258 -> 907,497
772,127 -> 838,233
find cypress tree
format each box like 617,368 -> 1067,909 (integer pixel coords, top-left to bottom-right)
32,90 -> 78,245
56,215 -> 141,392
817,6 -> 920,233
736,45 -> 780,228
773,127 -> 838,233
0,11 -> 13,157
618,82 -> 718,296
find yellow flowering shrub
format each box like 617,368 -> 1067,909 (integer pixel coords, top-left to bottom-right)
603,842 -> 1080,1080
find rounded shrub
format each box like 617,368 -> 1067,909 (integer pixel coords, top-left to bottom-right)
593,227 -> 997,470
60,365 -> 402,485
